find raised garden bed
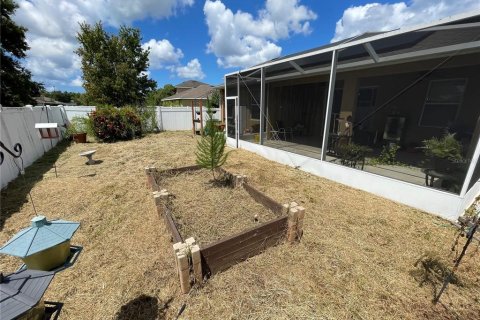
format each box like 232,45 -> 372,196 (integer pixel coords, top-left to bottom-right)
145,165 -> 305,293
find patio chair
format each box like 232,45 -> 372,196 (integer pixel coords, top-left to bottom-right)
276,120 -> 293,141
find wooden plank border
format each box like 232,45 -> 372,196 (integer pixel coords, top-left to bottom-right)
158,164 -> 202,176
242,183 -> 285,216
164,205 -> 183,244
147,164 -> 304,290
200,215 -> 288,276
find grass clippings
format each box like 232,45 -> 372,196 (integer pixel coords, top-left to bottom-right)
159,169 -> 278,246
0,131 -> 479,320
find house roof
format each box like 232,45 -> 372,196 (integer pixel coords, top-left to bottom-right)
226,11 -> 480,79
0,269 -> 55,320
34,96 -> 75,106
162,84 -> 215,101
175,80 -> 208,89
0,216 -> 80,258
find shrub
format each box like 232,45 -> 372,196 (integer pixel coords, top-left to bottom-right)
336,143 -> 371,168
89,105 -> 142,142
423,133 -> 462,161
65,116 -> 90,138
136,106 -> 158,133
371,143 -> 400,165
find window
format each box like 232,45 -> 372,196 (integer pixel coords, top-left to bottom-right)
355,87 -> 377,128
250,104 -> 260,120
419,79 -> 466,128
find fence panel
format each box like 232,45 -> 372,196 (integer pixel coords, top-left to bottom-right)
63,106 -> 96,120
0,106 -> 68,189
157,106 -> 220,131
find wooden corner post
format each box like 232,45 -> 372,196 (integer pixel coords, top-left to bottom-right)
285,202 -> 305,243
145,166 -> 156,189
172,237 -> 203,294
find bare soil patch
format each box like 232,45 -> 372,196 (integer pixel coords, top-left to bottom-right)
159,169 -> 277,246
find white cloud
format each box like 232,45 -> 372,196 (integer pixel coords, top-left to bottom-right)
142,39 -> 184,69
87,0 -> 195,27
204,0 -> 317,68
332,0 -> 480,42
173,59 -> 205,79
70,76 -> 83,87
12,0 -> 194,88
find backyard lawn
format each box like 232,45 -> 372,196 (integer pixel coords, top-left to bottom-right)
0,131 -> 479,319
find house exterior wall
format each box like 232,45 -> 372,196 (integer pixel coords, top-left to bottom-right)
352,63 -> 480,151
163,99 -> 208,107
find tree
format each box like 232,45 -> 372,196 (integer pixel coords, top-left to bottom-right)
209,89 -> 220,108
195,99 -> 230,180
42,90 -> 76,103
76,22 -> 156,107
1,0 -> 43,107
146,84 -> 176,106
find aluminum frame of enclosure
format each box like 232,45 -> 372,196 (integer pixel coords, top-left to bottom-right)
224,13 -> 480,219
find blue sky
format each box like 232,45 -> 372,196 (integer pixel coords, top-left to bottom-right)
12,0 -> 480,92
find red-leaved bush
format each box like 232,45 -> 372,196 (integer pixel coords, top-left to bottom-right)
89,106 -> 142,142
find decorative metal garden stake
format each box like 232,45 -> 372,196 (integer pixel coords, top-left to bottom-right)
434,213 -> 479,304
0,141 -> 23,166
0,140 -> 38,215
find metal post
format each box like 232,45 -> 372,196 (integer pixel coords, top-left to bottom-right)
460,136 -> 480,196
236,73 -> 240,148
191,101 -> 195,136
224,76 -> 228,140
321,50 -> 339,160
199,99 -> 204,135
260,67 -> 265,145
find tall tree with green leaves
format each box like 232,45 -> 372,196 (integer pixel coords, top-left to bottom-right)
195,99 -> 230,180
146,84 -> 177,106
76,22 -> 156,107
1,0 -> 43,107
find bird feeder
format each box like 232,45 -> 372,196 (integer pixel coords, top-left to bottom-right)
0,269 -> 55,320
0,215 -> 80,271
35,123 -> 60,139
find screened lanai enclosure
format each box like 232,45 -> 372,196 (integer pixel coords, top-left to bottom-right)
224,12 -> 480,214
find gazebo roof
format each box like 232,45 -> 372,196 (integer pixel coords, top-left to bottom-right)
0,216 -> 80,258
0,269 -> 55,320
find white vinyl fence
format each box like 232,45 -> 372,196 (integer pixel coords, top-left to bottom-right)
63,106 -> 96,120
61,106 -> 219,131
156,106 -> 220,131
0,105 -> 220,189
0,106 -> 69,189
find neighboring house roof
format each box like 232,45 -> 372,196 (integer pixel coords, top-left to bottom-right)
0,269 -> 55,320
34,96 -> 75,106
175,80 -> 208,89
162,84 -> 215,101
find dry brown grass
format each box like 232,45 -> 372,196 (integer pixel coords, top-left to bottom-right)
1,131 -> 479,320
159,169 -> 277,246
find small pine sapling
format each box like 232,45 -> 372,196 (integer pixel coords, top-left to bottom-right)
195,99 -> 230,180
